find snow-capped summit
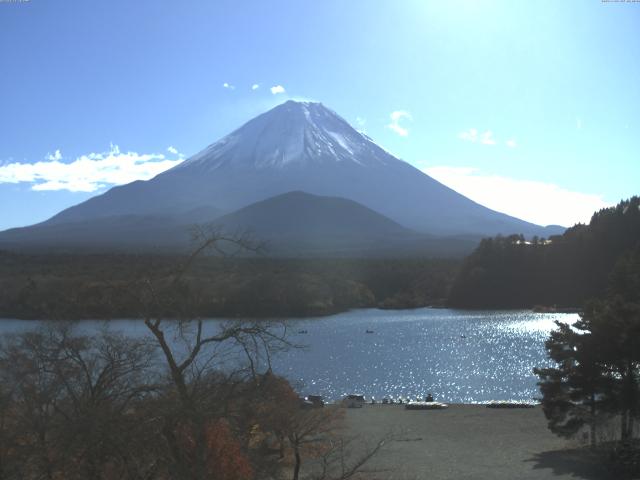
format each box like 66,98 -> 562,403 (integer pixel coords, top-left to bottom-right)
178,100 -> 393,171
34,100 -> 563,239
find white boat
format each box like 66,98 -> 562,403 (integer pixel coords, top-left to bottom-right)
405,401 -> 448,410
485,400 -> 536,409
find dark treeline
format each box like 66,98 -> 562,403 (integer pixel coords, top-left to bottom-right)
534,245 -> 640,476
449,196 -> 640,309
0,252 -> 458,319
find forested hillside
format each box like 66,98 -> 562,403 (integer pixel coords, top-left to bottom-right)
448,197 -> 640,308
0,253 -> 458,319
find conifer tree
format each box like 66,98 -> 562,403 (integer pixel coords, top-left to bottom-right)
534,319 -> 606,448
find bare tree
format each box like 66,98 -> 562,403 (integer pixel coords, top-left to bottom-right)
280,406 -> 395,480
0,324 -> 158,480
287,407 -> 345,480
134,226 -> 292,480
311,432 -> 394,480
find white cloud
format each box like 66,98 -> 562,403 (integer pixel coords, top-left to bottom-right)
251,83 -> 260,90
458,128 -> 478,142
355,116 -> 367,134
46,149 -> 62,161
222,82 -> 235,90
576,117 -> 582,129
387,110 -> 412,137
458,128 -> 496,145
270,85 -> 286,95
480,131 -> 496,145
0,145 -> 184,193
505,139 -> 517,148
167,146 -> 178,155
423,165 -> 610,227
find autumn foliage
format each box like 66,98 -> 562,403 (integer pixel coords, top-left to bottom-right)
205,420 -> 254,480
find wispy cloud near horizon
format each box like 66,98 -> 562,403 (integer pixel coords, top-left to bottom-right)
0,145 -> 185,193
424,165 -> 610,227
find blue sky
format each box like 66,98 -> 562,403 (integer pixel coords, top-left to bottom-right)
1,0 -> 638,230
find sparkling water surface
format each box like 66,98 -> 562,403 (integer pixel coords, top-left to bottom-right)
0,308 -> 577,403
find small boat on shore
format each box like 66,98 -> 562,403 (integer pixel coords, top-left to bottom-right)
343,394 -> 366,408
405,401 -> 448,410
485,400 -> 537,409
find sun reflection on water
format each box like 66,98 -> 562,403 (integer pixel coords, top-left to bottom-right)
271,309 -> 580,403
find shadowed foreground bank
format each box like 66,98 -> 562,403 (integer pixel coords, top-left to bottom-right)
345,405 -> 612,480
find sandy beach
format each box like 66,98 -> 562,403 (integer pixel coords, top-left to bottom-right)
344,404 -> 612,480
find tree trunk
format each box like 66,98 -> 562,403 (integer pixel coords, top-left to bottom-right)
292,443 -> 301,480
278,433 -> 285,459
621,409 -> 629,442
144,319 -> 192,408
162,417 -> 196,480
589,393 -> 597,449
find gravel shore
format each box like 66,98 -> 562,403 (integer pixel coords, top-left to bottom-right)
343,404 -> 611,480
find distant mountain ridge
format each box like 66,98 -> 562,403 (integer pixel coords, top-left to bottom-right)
213,191 -> 412,239
0,100 -> 564,254
0,191 -> 478,257
209,191 -> 477,256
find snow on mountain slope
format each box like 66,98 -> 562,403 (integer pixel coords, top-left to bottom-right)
175,101 -> 392,171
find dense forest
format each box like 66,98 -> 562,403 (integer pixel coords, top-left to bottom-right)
4,197 -> 638,318
534,238 -> 640,476
448,197 -> 640,309
0,252 -> 458,319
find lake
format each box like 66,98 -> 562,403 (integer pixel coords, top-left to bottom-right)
0,308 -> 577,403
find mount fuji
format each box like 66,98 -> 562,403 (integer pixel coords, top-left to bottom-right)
0,100 -> 563,254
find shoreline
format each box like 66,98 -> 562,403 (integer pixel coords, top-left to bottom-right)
0,305 -> 581,322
